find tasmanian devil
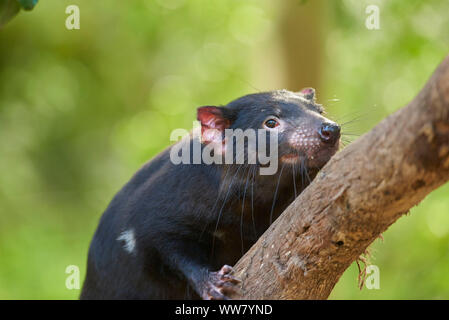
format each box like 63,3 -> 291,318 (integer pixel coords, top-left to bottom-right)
80,88 -> 341,300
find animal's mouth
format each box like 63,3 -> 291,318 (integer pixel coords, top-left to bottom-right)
307,142 -> 339,168
280,154 -> 301,164
280,139 -> 339,167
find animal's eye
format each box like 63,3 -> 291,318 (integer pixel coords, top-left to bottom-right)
264,118 -> 279,129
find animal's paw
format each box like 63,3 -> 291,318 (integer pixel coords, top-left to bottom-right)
201,265 -> 241,300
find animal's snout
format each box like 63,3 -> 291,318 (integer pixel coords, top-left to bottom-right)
318,122 -> 340,144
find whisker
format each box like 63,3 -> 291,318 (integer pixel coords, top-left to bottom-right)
336,105 -> 381,124
341,138 -> 354,144
240,164 -> 253,255
211,164 -> 244,257
198,164 -> 233,241
292,162 -> 297,198
250,165 -> 257,238
341,132 -> 361,137
300,156 -> 305,189
303,159 -> 311,184
269,163 -> 285,225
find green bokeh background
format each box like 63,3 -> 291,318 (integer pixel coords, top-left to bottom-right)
0,0 -> 448,299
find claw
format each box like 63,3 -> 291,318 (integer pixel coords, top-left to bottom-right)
200,265 -> 242,300
219,264 -> 233,275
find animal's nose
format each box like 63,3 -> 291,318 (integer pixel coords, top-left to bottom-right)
318,122 -> 340,144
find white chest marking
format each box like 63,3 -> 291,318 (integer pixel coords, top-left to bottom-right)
117,229 -> 136,254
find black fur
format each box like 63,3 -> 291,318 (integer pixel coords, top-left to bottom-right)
80,89 -> 338,300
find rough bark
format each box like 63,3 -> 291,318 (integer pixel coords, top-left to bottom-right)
232,55 -> 449,300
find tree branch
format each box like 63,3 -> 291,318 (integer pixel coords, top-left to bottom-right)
232,54 -> 449,299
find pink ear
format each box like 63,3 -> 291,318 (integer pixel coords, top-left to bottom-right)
300,87 -> 315,101
197,106 -> 230,143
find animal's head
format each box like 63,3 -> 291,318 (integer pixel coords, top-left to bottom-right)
197,88 -> 340,172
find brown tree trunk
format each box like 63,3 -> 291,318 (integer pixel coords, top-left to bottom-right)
279,0 -> 324,92
231,55 -> 449,299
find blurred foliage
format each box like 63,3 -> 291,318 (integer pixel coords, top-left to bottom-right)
0,0 -> 448,299
18,0 -> 38,11
0,0 -> 21,28
0,0 -> 38,28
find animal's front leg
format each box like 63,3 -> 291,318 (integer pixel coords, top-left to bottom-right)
163,243 -> 241,300
197,264 -> 241,300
